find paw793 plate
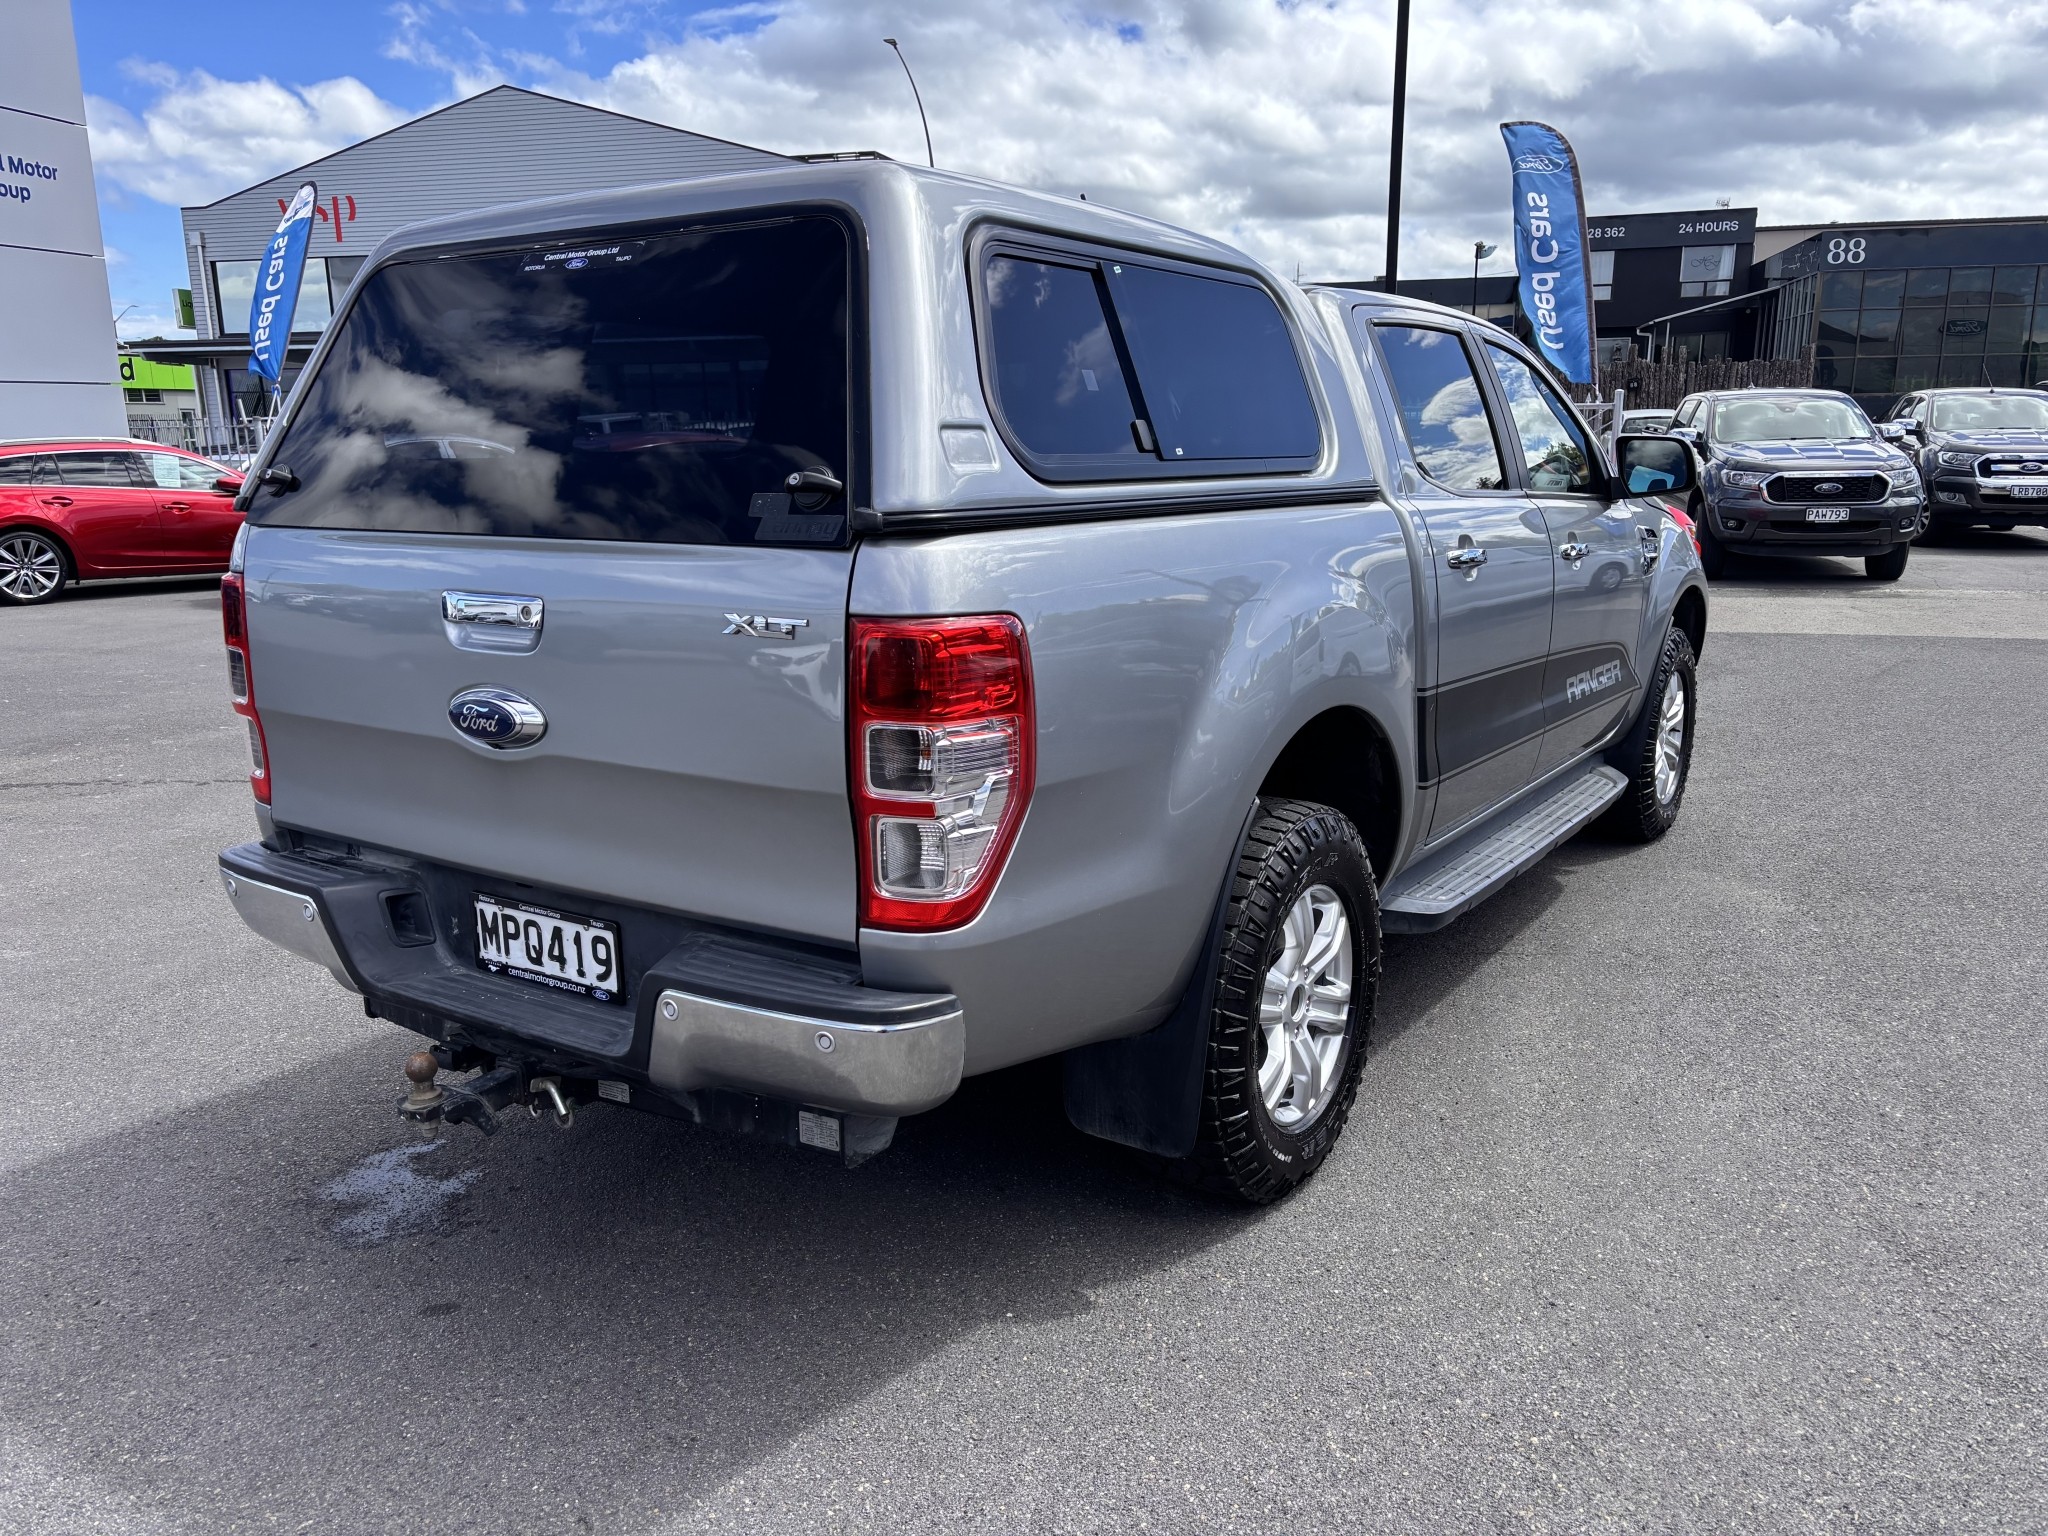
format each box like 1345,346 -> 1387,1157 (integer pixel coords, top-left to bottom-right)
1804,507 -> 1852,523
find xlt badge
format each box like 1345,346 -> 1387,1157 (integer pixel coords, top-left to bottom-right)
722,614 -> 811,639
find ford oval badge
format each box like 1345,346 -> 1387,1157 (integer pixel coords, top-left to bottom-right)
448,688 -> 547,750
1814,481 -> 1843,495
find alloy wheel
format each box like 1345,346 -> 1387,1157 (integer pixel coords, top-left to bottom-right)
0,533 -> 63,602
1654,670 -> 1687,805
1256,883 -> 1354,1130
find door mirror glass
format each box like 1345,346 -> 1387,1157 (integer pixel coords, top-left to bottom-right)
1615,436 -> 1696,498
1878,420 -> 1911,443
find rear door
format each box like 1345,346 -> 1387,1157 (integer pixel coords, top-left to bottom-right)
1479,342 -> 1654,776
243,213 -> 863,943
47,450 -> 164,569
142,450 -> 241,564
1365,317 -> 1555,842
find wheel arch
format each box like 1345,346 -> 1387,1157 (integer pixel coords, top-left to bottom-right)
1671,582 -> 1707,663
1254,705 -> 1402,882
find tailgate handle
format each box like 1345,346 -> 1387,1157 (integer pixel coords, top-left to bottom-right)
443,591 -> 543,629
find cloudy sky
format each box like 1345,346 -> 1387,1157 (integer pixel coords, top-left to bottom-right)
77,0 -> 2048,338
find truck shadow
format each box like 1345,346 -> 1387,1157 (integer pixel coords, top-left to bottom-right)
0,1045 -> 1249,1531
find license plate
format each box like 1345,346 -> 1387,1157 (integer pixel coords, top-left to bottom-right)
2009,484 -> 2048,499
1804,507 -> 1851,523
474,895 -> 623,1003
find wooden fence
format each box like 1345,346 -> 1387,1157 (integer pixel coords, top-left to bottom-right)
1573,348 -> 1816,411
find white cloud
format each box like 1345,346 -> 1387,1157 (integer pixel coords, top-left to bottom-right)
87,0 -> 2048,287
86,70 -> 410,208
512,0 -> 2048,281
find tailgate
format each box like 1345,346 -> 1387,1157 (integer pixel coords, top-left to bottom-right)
246,531 -> 855,942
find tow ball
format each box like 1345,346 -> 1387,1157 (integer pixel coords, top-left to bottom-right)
399,1052 -> 576,1135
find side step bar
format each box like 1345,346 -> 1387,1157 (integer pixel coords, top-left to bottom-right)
1381,765 -> 1627,933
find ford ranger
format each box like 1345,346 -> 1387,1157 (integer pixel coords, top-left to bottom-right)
217,162 -> 1707,1202
1885,387 -> 2048,536
1668,388 -> 1922,580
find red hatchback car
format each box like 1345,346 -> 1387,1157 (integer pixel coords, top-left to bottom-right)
0,439 -> 246,606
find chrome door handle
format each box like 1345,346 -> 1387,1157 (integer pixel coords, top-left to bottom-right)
443,591 -> 544,628
1446,547 -> 1487,570
1558,541 -> 1590,562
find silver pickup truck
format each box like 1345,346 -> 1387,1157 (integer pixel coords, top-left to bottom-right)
218,161 -> 1707,1202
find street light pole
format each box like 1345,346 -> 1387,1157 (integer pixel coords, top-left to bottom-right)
1384,0 -> 1411,294
1470,241 -> 1495,315
883,37 -> 935,169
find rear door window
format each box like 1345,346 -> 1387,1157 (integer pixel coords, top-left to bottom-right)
980,240 -> 1320,480
252,215 -> 852,546
1373,324 -> 1507,491
54,451 -> 149,487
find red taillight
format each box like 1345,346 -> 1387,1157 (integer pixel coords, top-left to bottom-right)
222,571 -> 269,804
1668,506 -> 1703,558
850,615 -> 1033,931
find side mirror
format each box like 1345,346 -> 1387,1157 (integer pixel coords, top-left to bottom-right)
213,474 -> 244,494
1615,435 -> 1697,499
1878,420 -> 1912,443
1665,425 -> 1701,446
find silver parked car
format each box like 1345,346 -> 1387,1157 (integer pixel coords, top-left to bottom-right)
218,161 -> 1707,1202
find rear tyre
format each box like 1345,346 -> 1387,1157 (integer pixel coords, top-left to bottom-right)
1865,545 -> 1910,582
1600,625 -> 1697,844
1178,798 -> 1380,1205
1692,499 -> 1730,579
0,528 -> 69,606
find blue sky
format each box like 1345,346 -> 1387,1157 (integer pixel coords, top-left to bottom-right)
79,0 -> 740,335
74,1 -> 2048,342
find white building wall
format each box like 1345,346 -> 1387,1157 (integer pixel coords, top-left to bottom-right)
0,0 -> 123,437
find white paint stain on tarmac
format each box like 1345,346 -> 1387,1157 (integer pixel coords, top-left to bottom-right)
322,1140 -> 481,1243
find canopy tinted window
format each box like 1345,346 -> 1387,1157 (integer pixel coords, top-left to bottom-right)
253,217 -> 852,546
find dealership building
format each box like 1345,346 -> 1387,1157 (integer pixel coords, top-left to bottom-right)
1389,205 -> 2048,415
129,86 -> 791,453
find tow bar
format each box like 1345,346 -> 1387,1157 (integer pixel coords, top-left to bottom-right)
399,1051 -> 576,1135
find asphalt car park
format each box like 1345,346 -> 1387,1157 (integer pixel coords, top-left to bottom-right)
3,529 -> 2046,1533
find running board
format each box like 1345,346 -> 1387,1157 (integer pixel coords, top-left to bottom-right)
1380,765 -> 1627,933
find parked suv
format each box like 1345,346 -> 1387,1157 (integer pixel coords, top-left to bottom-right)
216,163 -> 1707,1202
1886,387 -> 2048,535
0,439 -> 245,605
1668,389 -> 1923,580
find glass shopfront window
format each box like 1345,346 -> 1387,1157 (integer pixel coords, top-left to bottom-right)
1812,261 -> 2041,404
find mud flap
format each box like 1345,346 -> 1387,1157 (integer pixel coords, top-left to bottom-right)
1060,801 -> 1260,1159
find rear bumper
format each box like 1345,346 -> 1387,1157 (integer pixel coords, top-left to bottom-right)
218,841 -> 964,1117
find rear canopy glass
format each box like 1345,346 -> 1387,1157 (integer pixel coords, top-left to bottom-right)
252,216 -> 852,546
981,242 -> 1321,479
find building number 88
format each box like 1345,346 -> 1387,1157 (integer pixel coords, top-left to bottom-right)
1827,237 -> 1866,265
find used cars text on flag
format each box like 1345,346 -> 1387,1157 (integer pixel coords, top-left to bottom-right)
247,181 -> 318,398
1499,123 -> 1596,385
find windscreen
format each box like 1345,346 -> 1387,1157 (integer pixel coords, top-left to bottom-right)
251,216 -> 852,546
1712,397 -> 1870,444
1929,394 -> 2048,432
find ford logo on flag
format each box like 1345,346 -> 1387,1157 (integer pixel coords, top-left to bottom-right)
1513,153 -> 1565,173
448,688 -> 547,750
